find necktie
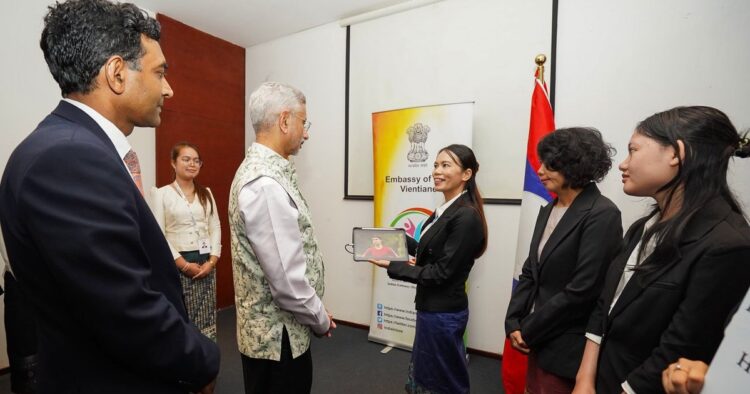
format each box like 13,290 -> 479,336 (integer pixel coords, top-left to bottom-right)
424,212 -> 438,227
123,149 -> 144,196
422,212 -> 438,235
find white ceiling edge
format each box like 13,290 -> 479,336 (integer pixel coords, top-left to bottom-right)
133,0 -> 421,48
338,0 -> 443,26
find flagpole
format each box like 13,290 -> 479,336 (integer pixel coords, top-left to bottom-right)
501,53 -> 556,394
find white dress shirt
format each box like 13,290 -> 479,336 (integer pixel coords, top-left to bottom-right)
238,175 -> 329,335
149,184 -> 222,260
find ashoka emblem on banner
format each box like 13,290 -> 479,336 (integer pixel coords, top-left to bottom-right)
406,123 -> 430,163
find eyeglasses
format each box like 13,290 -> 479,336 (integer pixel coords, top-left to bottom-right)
291,112 -> 311,132
179,156 -> 203,166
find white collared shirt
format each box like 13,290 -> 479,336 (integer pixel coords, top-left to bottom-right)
62,98 -> 138,185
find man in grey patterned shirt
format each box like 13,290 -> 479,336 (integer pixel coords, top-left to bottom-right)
229,82 -> 335,394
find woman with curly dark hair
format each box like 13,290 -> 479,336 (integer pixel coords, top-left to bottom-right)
505,127 -> 623,393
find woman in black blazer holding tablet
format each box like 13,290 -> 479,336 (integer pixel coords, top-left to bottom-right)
505,127 -> 623,393
369,144 -> 487,394
573,106 -> 750,394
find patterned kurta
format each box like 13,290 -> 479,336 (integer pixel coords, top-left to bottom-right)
229,143 -> 326,361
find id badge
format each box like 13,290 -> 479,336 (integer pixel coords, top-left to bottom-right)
198,238 -> 211,254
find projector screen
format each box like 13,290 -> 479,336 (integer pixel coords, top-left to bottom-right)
345,0 -> 555,202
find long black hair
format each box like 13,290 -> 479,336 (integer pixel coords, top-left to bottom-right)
635,106 -> 749,269
438,144 -> 488,257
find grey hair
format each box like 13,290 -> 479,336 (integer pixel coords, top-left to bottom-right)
248,82 -> 306,133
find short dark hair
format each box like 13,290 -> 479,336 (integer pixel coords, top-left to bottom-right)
537,127 -> 615,189
40,0 -> 161,95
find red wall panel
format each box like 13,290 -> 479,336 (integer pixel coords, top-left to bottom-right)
156,14 -> 245,309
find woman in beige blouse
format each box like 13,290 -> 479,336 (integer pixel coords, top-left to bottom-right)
150,142 -> 221,341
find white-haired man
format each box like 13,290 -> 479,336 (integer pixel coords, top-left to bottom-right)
229,82 -> 335,393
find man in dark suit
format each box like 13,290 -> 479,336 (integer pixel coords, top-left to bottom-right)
0,1 -> 219,393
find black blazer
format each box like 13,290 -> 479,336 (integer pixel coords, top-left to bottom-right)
504,184 -> 622,379
387,193 -> 484,312
588,198 -> 750,393
0,101 -> 220,394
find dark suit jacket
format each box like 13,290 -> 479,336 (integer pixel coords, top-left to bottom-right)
0,101 -> 220,394
588,198 -> 750,393
504,184 -> 622,379
387,193 -> 485,312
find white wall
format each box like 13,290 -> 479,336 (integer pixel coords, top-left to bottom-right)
555,0 -> 750,227
346,0 -> 552,199
0,0 -> 158,369
247,0 -> 750,355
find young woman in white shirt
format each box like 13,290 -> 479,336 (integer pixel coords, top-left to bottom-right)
150,142 -> 222,341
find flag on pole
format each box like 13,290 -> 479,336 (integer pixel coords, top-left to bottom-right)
501,55 -> 556,394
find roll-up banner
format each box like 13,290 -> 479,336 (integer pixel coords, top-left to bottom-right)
368,102 -> 473,349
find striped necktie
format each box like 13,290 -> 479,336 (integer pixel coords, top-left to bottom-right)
123,149 -> 144,196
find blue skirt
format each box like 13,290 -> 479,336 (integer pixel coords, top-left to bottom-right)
407,308 -> 470,394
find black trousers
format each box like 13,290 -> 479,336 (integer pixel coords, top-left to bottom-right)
241,328 -> 312,394
4,271 -> 39,394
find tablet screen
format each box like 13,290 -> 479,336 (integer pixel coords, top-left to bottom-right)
352,227 -> 409,262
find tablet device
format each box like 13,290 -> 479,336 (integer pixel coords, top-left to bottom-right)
352,227 -> 409,262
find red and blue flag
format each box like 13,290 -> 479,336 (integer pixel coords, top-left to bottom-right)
501,63 -> 556,394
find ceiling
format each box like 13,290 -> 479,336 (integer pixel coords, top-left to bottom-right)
134,0 -> 413,48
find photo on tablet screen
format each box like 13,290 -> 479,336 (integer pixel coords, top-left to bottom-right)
352,228 -> 409,262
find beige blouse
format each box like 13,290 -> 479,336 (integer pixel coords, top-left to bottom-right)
149,184 -> 221,260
